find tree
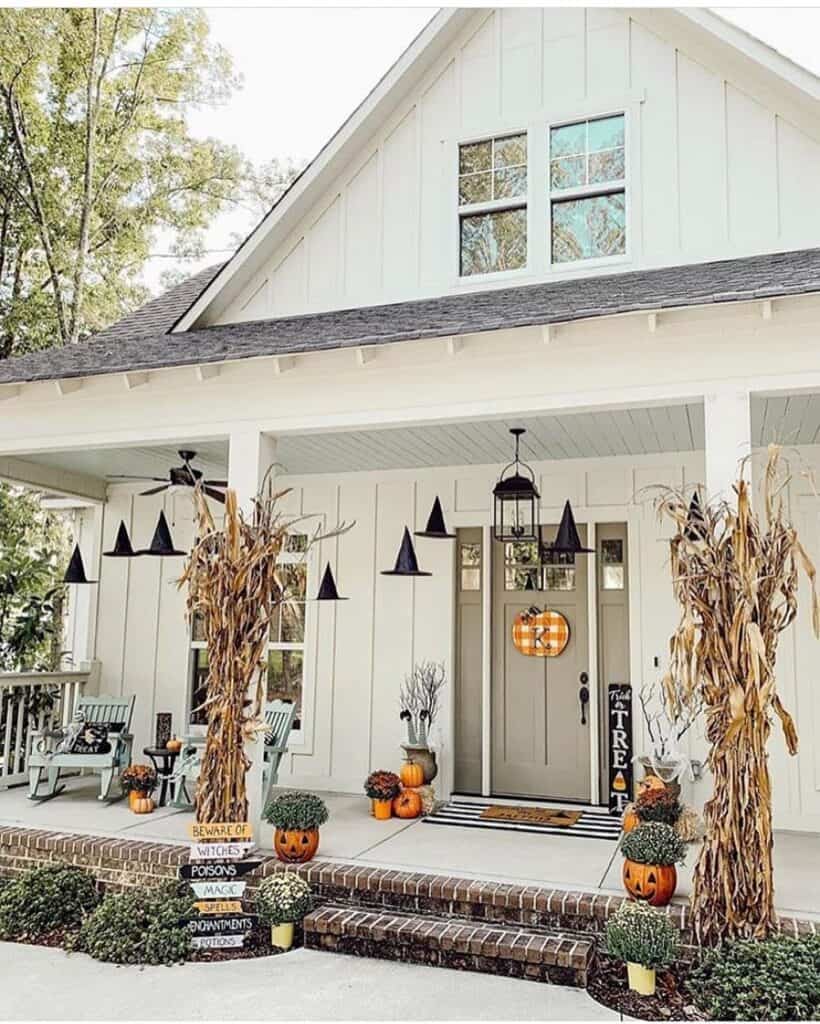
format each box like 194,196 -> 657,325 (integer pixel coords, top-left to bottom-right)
0,8 -> 246,356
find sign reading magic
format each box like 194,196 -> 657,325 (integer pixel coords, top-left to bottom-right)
608,684 -> 633,815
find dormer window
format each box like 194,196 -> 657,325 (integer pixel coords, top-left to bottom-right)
550,114 -> 625,263
459,133 -> 527,276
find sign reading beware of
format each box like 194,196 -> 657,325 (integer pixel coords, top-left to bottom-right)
188,915 -> 254,937
194,900 -> 243,915
180,860 -> 261,881
191,934 -> 245,950
190,880 -> 247,900
189,842 -> 255,861
188,822 -> 252,841
608,683 -> 633,815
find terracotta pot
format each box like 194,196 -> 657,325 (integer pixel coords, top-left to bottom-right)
627,963 -> 656,996
272,922 -> 294,950
273,826 -> 320,863
402,745 -> 438,784
128,789 -> 152,811
622,859 -> 677,907
373,798 -> 393,820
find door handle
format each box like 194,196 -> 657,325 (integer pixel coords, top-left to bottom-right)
578,673 -> 590,725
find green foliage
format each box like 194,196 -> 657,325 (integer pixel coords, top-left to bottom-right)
264,791 -> 329,830
364,770 -> 401,801
688,935 -> 820,1021
605,900 -> 679,969
622,822 -> 686,866
70,881 -> 193,965
255,872 -> 312,926
635,786 -> 682,825
0,864 -> 99,939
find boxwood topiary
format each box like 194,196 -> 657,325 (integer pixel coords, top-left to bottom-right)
0,864 -> 99,939
69,881 -> 193,965
688,934 -> 820,1021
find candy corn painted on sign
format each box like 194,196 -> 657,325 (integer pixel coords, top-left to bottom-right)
608,684 -> 633,815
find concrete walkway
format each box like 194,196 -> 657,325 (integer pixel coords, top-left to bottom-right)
0,942 -> 619,1021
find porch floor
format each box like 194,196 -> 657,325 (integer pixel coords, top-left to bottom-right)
2,776 -> 818,921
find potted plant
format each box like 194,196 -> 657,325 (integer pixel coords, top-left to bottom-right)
255,872 -> 312,950
399,660 -> 446,783
120,764 -> 157,813
637,681 -> 702,798
365,770 -> 401,819
264,791 -> 329,863
622,822 -> 686,906
605,900 -> 679,996
623,786 -> 681,833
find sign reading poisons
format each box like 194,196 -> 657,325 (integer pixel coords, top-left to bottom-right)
180,860 -> 261,880
190,880 -> 247,900
608,683 -> 633,815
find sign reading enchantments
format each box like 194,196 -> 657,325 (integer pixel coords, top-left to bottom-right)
608,683 -> 633,815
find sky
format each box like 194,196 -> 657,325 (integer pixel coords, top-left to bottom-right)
145,6 -> 820,292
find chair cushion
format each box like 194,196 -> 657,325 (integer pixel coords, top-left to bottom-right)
69,723 -> 111,755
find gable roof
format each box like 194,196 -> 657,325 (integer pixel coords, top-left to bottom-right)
2,247 -> 820,387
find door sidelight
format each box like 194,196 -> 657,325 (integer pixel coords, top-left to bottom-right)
578,672 -> 590,725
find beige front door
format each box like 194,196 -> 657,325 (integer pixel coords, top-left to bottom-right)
491,531 -> 590,800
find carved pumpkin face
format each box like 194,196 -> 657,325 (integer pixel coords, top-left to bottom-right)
622,859 -> 677,907
274,826 -> 320,864
392,789 -> 422,819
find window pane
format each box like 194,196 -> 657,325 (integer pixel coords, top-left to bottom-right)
267,649 -> 303,722
459,171 -> 492,205
551,192 -> 625,263
191,613 -> 206,642
588,115 -> 624,153
189,649 -> 209,725
461,208 -> 526,276
550,121 -> 586,158
505,541 -> 539,565
284,533 -> 308,554
543,566 -> 576,591
461,568 -> 481,592
550,156 -> 585,190
279,563 -> 306,601
505,566 -> 540,591
494,166 -> 527,200
589,148 -> 624,185
461,542 -> 481,568
459,140 -> 492,175
601,539 -> 624,564
495,133 -> 526,168
281,601 -> 305,643
602,565 -> 625,590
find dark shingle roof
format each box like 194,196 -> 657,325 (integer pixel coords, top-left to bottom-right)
2,248 -> 820,386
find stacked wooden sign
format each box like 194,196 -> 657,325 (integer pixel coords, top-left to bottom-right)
183,822 -> 262,950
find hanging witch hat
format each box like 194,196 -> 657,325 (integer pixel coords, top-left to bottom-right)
103,521 -> 136,558
381,527 -> 432,576
315,562 -> 347,601
414,496 -> 456,539
684,490 -> 706,541
549,500 -> 593,555
63,544 -> 96,584
139,510 -> 186,556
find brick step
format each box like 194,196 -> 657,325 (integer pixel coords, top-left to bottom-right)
303,904 -> 595,987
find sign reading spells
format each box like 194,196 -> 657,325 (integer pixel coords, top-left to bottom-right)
608,683 -> 633,815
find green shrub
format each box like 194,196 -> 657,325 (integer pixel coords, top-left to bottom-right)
264,791 -> 329,830
622,822 -> 686,866
688,934 -> 820,1021
605,900 -> 679,969
0,864 -> 99,939
70,882 -> 192,965
256,873 -> 312,926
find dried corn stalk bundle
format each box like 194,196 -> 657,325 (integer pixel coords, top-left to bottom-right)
179,479 -> 351,824
657,446 -> 819,944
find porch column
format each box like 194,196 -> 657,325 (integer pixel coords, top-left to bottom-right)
69,503 -> 104,671
703,389 -> 751,504
227,428 -> 277,840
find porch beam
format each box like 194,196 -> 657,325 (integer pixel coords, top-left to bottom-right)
122,372 -> 149,391
273,356 -> 295,375
703,389 -> 751,503
0,455 -> 106,502
444,336 -> 462,357
761,299 -> 774,320
195,363 -> 221,383
647,312 -> 658,333
55,378 -> 83,397
355,346 -> 374,367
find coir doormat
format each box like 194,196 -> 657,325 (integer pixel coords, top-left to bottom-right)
480,804 -> 582,826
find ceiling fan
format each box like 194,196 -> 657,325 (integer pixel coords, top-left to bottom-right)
108,450 -> 227,503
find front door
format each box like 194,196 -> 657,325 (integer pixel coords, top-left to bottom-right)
491,531 -> 590,800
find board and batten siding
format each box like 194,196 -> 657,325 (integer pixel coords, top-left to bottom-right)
212,7 -> 820,326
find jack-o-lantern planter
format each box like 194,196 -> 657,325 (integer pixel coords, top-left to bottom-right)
622,859 -> 677,907
620,822 -> 686,908
264,791 -> 329,865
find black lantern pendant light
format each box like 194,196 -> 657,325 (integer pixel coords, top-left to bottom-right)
140,510 -> 186,556
493,428 -> 540,543
315,563 -> 347,601
63,544 -> 96,584
684,490 -> 706,541
381,527 -> 432,577
414,496 -> 455,539
549,500 -> 594,555
103,521 -> 136,558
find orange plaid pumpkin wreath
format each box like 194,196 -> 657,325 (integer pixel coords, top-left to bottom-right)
512,608 -> 571,657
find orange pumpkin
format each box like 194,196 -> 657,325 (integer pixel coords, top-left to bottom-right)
166,737 -> 182,753
622,807 -> 640,833
622,859 -> 677,907
393,789 -> 422,819
274,826 -> 320,864
399,761 -> 424,788
131,796 -> 154,815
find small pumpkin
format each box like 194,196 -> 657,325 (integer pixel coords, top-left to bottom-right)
622,858 -> 677,907
399,761 -> 424,789
166,737 -> 183,753
637,773 -> 666,797
622,806 -> 640,833
274,826 -> 320,864
131,796 -> 154,815
393,789 -> 422,819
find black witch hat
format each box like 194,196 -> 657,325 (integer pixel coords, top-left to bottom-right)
684,490 -> 706,541
381,527 -> 432,577
549,501 -> 593,555
139,510 -> 186,556
414,496 -> 455,539
103,521 -> 136,558
63,544 -> 96,584
315,562 -> 347,601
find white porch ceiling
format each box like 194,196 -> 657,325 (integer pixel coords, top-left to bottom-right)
21,441 -> 229,482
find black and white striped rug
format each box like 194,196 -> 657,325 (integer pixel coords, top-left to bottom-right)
423,797 -> 622,842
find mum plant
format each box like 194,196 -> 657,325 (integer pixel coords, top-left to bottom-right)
119,764 -> 157,795
606,900 -> 679,968
364,770 -> 401,801
634,786 -> 681,826
256,873 -> 312,927
263,791 -> 329,831
622,822 -> 686,866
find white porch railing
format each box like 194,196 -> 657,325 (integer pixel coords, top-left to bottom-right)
0,664 -> 99,789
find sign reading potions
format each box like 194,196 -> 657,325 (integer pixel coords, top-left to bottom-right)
608,684 -> 633,815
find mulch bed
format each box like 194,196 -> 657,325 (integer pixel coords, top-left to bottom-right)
588,954 -> 709,1021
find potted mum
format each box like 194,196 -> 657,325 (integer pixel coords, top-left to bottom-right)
264,792 -> 329,864
606,900 -> 679,996
120,764 -> 157,813
364,770 -> 401,820
256,873 -> 312,950
623,786 -> 682,833
622,822 -> 686,907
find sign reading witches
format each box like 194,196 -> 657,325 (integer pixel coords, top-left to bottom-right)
608,684 -> 633,815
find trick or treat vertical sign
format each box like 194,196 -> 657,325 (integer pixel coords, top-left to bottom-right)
608,684 -> 633,815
